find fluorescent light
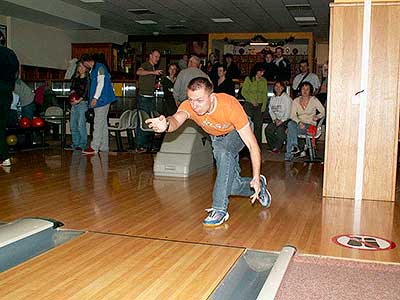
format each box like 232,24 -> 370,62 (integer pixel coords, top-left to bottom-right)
211,18 -> 234,23
80,0 -> 104,2
135,20 -> 157,25
294,16 -> 316,22
250,42 -> 269,46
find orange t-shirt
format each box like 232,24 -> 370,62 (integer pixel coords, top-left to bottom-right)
178,93 -> 249,136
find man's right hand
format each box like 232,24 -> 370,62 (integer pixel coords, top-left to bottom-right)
154,70 -> 163,76
145,115 -> 168,133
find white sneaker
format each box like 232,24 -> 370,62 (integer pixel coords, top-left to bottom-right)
0,158 -> 11,166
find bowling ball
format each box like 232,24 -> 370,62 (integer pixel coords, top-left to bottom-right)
69,92 -> 81,103
32,117 -> 45,128
6,135 -> 17,146
19,117 -> 31,129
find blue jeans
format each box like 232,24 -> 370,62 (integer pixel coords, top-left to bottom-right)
285,120 -> 310,160
70,101 -> 88,149
136,95 -> 155,149
210,129 -> 254,212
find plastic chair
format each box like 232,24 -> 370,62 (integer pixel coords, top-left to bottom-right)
108,110 -> 132,151
43,106 -> 65,147
297,117 -> 325,162
126,109 -> 138,150
137,110 -> 161,151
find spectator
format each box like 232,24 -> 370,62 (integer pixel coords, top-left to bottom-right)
178,54 -> 188,70
265,81 -> 292,152
273,47 -> 291,82
0,31 -> 19,167
262,51 -> 277,81
224,53 -> 241,80
173,55 -> 209,104
161,63 -> 179,116
213,64 -> 235,96
135,49 -> 163,153
285,82 -> 325,161
241,63 -> 268,147
292,59 -> 320,97
80,54 -> 116,155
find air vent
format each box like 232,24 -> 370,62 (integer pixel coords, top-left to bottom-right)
128,9 -> 155,15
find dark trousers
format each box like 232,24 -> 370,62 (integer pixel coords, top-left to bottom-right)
0,91 -> 13,161
136,95 -> 155,149
265,121 -> 288,150
244,102 -> 263,146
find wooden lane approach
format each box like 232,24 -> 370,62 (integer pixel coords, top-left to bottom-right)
0,232 -> 242,300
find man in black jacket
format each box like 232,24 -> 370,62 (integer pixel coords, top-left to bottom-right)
0,31 -> 19,166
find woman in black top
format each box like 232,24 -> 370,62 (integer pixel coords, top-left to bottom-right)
161,63 -> 178,116
213,64 -> 235,97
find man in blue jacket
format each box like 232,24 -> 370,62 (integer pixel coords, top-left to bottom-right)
0,31 -> 19,166
80,54 -> 115,155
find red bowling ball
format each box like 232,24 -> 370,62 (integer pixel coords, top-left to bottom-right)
19,117 -> 31,129
32,117 -> 45,128
69,92 -> 81,103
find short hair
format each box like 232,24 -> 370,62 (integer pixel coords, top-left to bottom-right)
275,46 -> 283,53
299,59 -> 309,66
150,49 -> 160,55
80,54 -> 93,62
273,80 -> 287,95
189,55 -> 200,66
187,77 -> 213,93
299,81 -> 314,94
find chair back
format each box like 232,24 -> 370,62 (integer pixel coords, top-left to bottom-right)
138,110 -> 154,132
314,116 -> 325,139
128,109 -> 138,129
44,106 -> 63,124
117,110 -> 132,130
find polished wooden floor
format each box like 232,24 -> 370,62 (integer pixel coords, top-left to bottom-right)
0,148 -> 399,299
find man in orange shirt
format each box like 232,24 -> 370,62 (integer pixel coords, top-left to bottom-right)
146,77 -> 271,226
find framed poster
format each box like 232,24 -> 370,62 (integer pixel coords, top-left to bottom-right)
0,24 -> 6,46
190,40 -> 207,57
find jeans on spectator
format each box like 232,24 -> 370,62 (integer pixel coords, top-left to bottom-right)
0,91 -> 13,161
70,101 -> 88,149
21,101 -> 35,120
265,121 -> 287,150
210,125 -> 254,212
244,102 -> 264,147
91,103 -> 110,152
136,95 -> 155,150
285,120 -> 310,160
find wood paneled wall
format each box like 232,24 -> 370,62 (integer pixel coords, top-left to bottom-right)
323,3 -> 400,201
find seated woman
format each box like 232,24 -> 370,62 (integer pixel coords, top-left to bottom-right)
161,63 -> 179,117
213,64 -> 235,96
265,80 -> 292,153
285,81 -> 325,161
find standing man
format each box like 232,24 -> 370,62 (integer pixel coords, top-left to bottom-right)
80,54 -> 116,155
135,49 -> 162,153
273,47 -> 291,83
173,55 -> 209,105
146,77 -> 272,227
0,31 -> 19,166
292,59 -> 321,97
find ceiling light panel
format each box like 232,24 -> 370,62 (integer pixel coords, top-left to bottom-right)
135,20 -> 157,25
211,18 -> 234,23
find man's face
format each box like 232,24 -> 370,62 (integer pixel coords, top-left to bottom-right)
150,51 -> 160,65
265,54 -> 273,63
275,48 -> 282,58
300,62 -> 308,73
187,87 -> 212,116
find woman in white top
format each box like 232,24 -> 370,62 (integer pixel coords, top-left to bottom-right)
285,81 -> 325,161
265,81 -> 292,152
